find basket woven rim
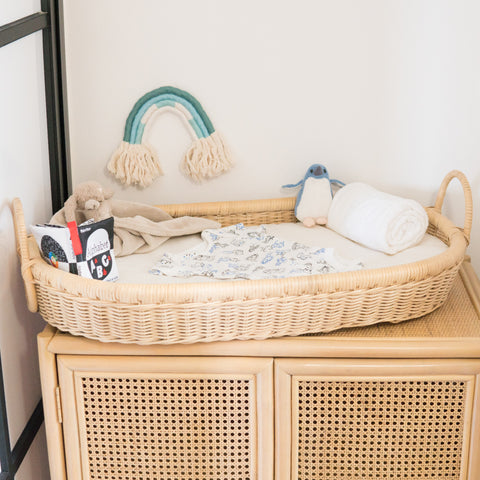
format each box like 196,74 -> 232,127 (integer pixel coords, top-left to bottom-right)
24,203 -> 466,306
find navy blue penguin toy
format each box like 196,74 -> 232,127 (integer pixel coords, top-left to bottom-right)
282,164 -> 345,227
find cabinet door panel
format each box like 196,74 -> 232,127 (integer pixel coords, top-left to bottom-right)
57,356 -> 273,480
275,358 -> 480,480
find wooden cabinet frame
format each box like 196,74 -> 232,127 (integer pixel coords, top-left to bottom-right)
37,263 -> 480,480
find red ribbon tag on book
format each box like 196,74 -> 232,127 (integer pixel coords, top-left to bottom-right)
67,221 -> 83,256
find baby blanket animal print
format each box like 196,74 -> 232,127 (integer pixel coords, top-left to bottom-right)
152,223 -> 364,281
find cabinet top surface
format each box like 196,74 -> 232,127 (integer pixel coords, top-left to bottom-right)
44,262 -> 480,358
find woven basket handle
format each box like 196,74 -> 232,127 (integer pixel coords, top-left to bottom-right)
434,170 -> 473,244
12,198 -> 38,312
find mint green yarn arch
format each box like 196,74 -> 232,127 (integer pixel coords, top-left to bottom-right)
132,98 -> 207,145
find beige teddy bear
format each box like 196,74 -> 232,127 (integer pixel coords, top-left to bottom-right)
63,181 -> 114,224
52,180 -> 221,257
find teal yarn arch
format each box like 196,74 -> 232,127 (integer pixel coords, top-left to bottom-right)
124,86 -> 215,144
108,86 -> 234,187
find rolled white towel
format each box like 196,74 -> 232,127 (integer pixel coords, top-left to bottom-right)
327,182 -> 429,254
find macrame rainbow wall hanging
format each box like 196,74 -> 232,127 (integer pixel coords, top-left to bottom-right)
108,86 -> 234,187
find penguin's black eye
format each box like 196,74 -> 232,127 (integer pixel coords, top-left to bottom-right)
310,169 -> 313,173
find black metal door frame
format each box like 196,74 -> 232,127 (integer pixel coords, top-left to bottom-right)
0,355 -> 44,480
41,0 -> 71,211
0,1 -> 68,478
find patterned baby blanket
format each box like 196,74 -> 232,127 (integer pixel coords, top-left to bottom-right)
151,223 -> 364,280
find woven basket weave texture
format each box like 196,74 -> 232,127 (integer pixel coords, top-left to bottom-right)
13,171 -> 472,345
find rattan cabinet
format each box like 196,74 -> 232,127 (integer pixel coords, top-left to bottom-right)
275,358 -> 480,480
38,261 -> 480,480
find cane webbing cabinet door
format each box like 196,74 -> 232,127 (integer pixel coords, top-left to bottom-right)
275,358 -> 480,480
56,355 -> 274,480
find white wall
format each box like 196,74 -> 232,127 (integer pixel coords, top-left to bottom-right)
62,0 -> 480,273
0,12 -> 51,480
0,0 -> 40,24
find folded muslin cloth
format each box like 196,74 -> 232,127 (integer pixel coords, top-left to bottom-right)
50,199 -> 220,257
327,183 -> 428,254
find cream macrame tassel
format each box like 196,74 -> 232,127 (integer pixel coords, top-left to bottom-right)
181,131 -> 234,182
108,141 -> 163,188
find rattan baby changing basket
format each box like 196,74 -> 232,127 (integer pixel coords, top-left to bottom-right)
13,170 -> 472,345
